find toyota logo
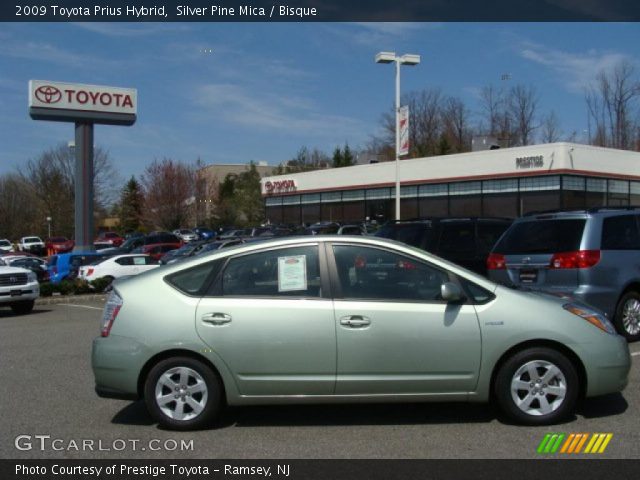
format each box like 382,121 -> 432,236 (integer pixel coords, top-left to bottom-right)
34,85 -> 62,104
10,276 -> 17,283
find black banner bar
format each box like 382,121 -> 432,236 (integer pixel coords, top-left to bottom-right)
3,460 -> 640,480
2,0 -> 640,22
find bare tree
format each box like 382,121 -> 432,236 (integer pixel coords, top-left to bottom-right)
18,144 -> 118,238
0,173 -> 39,239
140,158 -> 195,230
479,85 -> 503,138
442,96 -> 472,152
586,60 -> 640,149
541,110 -> 562,143
509,84 -> 538,146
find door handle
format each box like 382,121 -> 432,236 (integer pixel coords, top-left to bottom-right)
340,315 -> 371,328
201,313 -> 232,325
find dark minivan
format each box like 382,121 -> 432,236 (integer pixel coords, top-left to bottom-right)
375,217 -> 512,276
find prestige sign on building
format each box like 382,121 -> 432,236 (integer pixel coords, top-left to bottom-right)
29,80 -> 137,125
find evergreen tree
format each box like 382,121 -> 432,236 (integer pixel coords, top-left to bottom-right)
118,176 -> 144,233
332,146 -> 344,168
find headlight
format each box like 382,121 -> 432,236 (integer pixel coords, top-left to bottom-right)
27,271 -> 37,283
563,303 -> 616,334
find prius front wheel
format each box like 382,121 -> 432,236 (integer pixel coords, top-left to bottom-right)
494,347 -> 579,425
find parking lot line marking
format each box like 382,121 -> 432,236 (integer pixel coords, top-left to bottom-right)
59,304 -> 103,310
631,352 -> 640,357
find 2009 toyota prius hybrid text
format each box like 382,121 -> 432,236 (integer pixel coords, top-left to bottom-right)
92,236 -> 630,430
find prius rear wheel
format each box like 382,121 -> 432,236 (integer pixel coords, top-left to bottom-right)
144,357 -> 222,430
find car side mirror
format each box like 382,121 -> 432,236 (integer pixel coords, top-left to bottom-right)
441,282 -> 466,303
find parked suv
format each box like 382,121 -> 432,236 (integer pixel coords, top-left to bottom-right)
488,207 -> 640,341
47,252 -> 112,284
375,217 -> 512,276
0,264 -> 39,314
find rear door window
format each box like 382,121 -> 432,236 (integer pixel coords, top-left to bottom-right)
601,215 -> 640,250
493,219 -> 586,254
375,223 -> 434,249
437,224 -> 476,255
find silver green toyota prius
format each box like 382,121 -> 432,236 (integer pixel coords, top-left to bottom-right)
92,236 -> 630,430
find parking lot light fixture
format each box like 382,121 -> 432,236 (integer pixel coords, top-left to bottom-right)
375,51 -> 420,221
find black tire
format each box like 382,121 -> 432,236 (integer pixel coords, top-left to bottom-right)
144,356 -> 222,431
494,347 -> 579,425
613,291 -> 640,342
10,300 -> 34,315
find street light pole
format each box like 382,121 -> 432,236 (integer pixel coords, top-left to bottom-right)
375,52 -> 420,221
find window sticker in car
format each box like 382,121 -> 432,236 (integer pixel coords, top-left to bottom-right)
277,255 -> 307,292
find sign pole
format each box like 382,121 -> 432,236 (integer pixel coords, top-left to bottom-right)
74,121 -> 95,252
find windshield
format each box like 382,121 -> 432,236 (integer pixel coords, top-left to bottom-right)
493,219 -> 586,254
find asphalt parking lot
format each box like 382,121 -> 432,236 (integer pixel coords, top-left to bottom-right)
1,300 -> 638,459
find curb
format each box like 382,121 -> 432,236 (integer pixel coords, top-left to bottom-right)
36,294 -> 107,306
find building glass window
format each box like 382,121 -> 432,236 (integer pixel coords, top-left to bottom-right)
607,179 -> 629,207
321,203 -> 342,223
483,179 -> 518,193
366,188 -> 391,200
482,193 -> 518,218
401,198 -> 419,219
342,189 -> 365,201
301,204 -> 321,224
519,176 -> 560,191
343,203 -> 365,223
418,184 -> 448,197
419,197 -> 448,217
321,191 -> 342,203
281,205 -> 300,225
450,195 -> 482,216
265,197 -> 282,207
300,193 -> 321,204
282,195 -> 300,206
563,176 -> 586,191
586,178 -> 607,208
631,182 -> 640,206
520,191 -> 561,215
449,181 -> 482,196
401,185 -> 418,198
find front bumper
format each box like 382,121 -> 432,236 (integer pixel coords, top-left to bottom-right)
92,335 -> 149,400
572,334 -> 631,397
0,282 -> 39,304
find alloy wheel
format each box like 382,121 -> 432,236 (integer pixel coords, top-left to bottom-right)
510,360 -> 567,416
154,366 -> 208,421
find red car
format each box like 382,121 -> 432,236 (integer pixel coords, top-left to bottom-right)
94,231 -> 124,247
45,236 -> 75,254
136,243 -> 181,261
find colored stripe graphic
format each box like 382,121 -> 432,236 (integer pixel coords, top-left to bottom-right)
537,433 -> 565,453
539,433 -> 613,454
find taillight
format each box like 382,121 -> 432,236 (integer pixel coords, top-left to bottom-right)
487,253 -> 506,270
100,291 -> 123,337
87,268 -> 94,276
550,250 -> 600,269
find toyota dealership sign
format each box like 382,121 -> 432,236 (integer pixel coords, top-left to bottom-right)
29,80 -> 137,125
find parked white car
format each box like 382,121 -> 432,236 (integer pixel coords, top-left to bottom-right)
18,236 -> 45,254
173,229 -> 198,243
0,239 -> 15,253
78,254 -> 159,282
0,265 -> 39,314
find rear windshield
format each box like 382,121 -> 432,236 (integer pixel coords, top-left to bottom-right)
494,219 -> 586,254
375,223 -> 433,249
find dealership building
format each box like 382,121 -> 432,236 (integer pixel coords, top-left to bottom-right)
260,143 -> 640,225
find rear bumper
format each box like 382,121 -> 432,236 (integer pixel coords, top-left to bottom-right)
92,335 -> 148,399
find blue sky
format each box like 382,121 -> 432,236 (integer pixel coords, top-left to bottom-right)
0,22 -> 638,182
